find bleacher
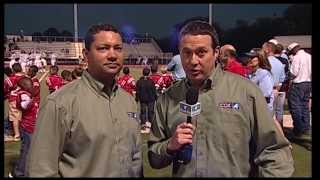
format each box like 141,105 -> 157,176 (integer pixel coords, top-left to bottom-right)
15,41 -> 82,59
5,35 -> 173,65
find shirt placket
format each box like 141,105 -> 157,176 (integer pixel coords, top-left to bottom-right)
195,123 -> 208,177
108,97 -> 124,176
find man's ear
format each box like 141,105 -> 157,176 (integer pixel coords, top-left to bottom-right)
214,46 -> 220,60
82,49 -> 89,62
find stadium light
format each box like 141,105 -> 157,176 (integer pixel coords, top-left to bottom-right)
209,3 -> 213,25
74,4 -> 78,42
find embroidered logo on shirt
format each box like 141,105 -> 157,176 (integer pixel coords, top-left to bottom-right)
218,102 -> 240,110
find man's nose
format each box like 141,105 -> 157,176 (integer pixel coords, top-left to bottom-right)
190,53 -> 200,64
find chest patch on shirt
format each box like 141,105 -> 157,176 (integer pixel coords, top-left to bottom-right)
218,102 -> 240,110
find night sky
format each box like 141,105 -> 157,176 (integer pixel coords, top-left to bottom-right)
4,3 -> 292,39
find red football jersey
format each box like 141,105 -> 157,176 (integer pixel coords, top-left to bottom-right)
4,75 -> 13,99
149,73 -> 164,90
16,90 -> 39,134
161,73 -> 174,89
117,74 -> 136,95
46,74 -> 64,92
8,73 -> 25,102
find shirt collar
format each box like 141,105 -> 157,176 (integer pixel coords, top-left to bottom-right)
82,70 -> 118,98
185,63 -> 223,92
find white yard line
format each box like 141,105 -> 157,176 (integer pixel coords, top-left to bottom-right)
39,71 -> 49,82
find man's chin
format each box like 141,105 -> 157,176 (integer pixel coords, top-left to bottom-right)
188,75 -> 205,83
104,66 -> 122,74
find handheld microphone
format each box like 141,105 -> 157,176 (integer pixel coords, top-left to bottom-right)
177,87 -> 200,164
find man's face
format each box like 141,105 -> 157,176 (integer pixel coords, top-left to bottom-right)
179,34 -> 218,84
84,31 -> 124,81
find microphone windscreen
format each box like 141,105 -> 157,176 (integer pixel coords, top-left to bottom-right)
186,87 -> 199,105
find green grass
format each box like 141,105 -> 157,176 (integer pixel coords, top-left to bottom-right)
4,66 -> 311,177
3,134 -> 312,177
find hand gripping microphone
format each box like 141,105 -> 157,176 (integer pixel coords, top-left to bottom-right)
177,87 -> 200,164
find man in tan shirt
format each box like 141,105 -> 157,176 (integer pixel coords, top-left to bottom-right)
148,20 -> 294,177
26,24 -> 142,177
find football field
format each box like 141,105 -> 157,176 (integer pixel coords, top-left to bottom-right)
4,65 -> 311,177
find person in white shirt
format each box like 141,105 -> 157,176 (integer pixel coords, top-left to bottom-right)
10,57 -> 19,69
50,53 -> 57,66
19,50 -> 29,73
287,42 -> 311,140
34,52 -> 43,72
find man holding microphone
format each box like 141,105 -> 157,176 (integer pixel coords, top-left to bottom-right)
147,20 -> 294,177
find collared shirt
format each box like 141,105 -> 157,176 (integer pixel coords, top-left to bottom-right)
290,49 -> 312,83
249,68 -> 274,113
27,70 -> 142,177
148,64 -> 293,177
268,56 -> 285,86
167,54 -> 186,81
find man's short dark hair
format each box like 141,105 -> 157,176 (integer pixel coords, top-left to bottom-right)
143,67 -> 150,76
50,65 -> 59,74
150,63 -> 158,73
72,67 -> 84,79
179,21 -> 220,49
85,24 -> 122,50
122,67 -> 130,75
29,65 -> 39,77
12,63 -> 22,73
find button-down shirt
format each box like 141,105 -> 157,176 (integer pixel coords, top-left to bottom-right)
27,70 -> 142,177
148,64 -> 293,177
249,68 -> 274,113
290,49 -> 312,83
167,54 -> 186,81
268,56 -> 285,87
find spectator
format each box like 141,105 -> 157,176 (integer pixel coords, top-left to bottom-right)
61,70 -> 73,86
219,44 -> 249,78
117,66 -> 136,96
50,52 -> 57,66
135,67 -> 157,134
287,42 -> 312,141
147,20 -> 293,177
46,65 -> 64,94
246,48 -> 274,112
270,40 -> 291,129
7,63 -> 25,141
26,23 -> 142,177
4,71 -> 13,141
26,65 -> 40,109
71,67 -> 84,80
159,66 -> 174,93
262,42 -> 286,89
10,77 -> 38,177
149,63 -> 164,95
10,57 -> 20,70
245,48 -> 286,138
167,54 -> 186,81
262,42 -> 286,128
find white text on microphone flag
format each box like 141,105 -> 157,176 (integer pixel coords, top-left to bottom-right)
179,102 -> 201,117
